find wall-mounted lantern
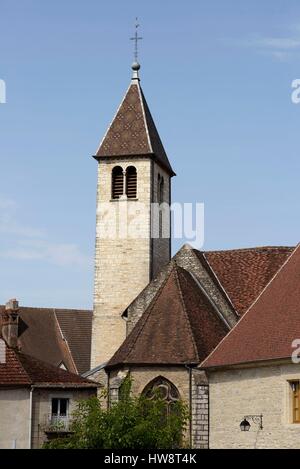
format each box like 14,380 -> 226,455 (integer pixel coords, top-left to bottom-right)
240,415 -> 263,431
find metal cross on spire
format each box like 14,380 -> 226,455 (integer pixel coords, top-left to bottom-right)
130,18 -> 143,62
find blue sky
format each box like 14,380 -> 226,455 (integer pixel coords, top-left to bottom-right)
0,0 -> 300,308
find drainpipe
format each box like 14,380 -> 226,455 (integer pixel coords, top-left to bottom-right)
28,386 -> 33,449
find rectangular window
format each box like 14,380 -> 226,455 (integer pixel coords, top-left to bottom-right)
290,381 -> 300,423
51,398 -> 69,417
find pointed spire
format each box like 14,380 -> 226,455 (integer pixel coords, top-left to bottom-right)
94,19 -> 175,175
94,73 -> 175,176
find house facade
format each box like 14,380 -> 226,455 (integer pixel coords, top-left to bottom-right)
0,301 -> 98,449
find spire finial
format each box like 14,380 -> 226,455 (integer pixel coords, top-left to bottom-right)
130,18 -> 142,80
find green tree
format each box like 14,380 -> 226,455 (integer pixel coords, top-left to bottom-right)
44,378 -> 189,449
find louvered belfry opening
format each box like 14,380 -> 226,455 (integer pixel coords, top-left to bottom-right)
112,166 -> 124,199
126,166 -> 137,199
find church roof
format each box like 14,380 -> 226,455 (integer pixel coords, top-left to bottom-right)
95,79 -> 175,176
203,246 -> 293,316
0,306 -> 92,374
106,264 -> 229,369
201,244 -> 300,369
0,343 -> 98,388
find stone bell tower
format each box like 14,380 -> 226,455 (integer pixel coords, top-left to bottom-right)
91,61 -> 175,367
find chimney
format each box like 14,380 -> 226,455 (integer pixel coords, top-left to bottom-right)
1,299 -> 19,348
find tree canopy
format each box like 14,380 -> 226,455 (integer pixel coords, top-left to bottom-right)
44,378 -> 189,449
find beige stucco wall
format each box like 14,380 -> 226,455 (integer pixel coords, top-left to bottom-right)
31,387 -> 96,448
0,388 -> 30,449
209,362 -> 300,449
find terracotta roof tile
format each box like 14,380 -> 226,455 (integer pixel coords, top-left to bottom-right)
203,246 -> 293,315
95,82 -> 175,176
0,344 -> 97,387
0,306 -> 92,374
201,245 -> 300,368
107,264 -> 229,369
55,309 -> 92,374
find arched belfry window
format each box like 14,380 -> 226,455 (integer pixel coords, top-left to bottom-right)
112,166 -> 124,199
126,166 -> 137,199
142,377 -> 180,417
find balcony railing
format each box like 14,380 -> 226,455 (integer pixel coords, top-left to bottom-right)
43,414 -> 72,433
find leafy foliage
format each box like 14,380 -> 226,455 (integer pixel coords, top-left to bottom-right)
44,378 -> 189,449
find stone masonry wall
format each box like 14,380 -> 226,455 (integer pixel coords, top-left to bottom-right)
92,157 -> 172,367
191,371 -> 209,449
209,362 -> 300,449
174,245 -> 238,328
126,244 -> 238,335
91,158 -> 153,367
108,366 -> 210,449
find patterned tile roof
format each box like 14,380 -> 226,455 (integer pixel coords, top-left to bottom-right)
107,264 -> 229,369
201,245 -> 300,368
95,82 -> 175,176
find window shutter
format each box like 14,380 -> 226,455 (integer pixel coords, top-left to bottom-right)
112,166 -> 123,199
293,382 -> 300,423
126,166 -> 137,199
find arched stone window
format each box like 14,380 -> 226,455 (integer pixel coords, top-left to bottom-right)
142,376 -> 180,417
112,166 -> 124,199
126,166 -> 137,199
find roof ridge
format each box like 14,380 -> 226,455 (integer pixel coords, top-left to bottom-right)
204,246 -> 293,254
54,311 -> 78,374
174,266 -> 200,362
17,349 -> 94,383
138,83 -> 153,153
95,81 -> 133,156
193,249 -> 238,317
0,305 -> 92,313
242,243 -> 300,315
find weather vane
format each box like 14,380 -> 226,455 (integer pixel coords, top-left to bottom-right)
130,17 -> 143,62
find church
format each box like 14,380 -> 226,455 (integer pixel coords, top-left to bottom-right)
1,58 -> 300,449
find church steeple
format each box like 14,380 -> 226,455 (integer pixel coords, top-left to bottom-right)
94,64 -> 175,176
91,53 -> 174,367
